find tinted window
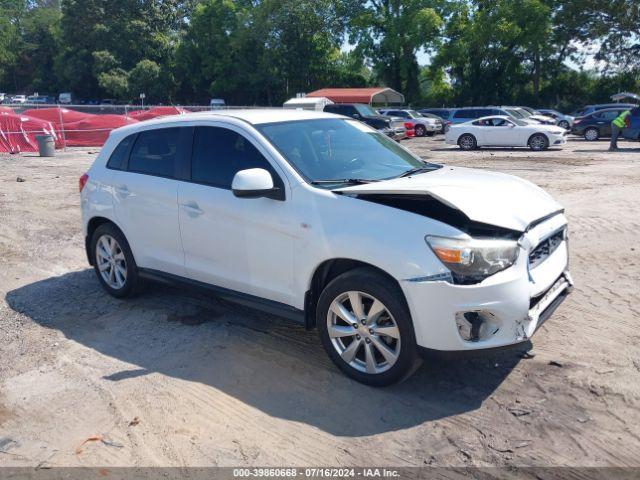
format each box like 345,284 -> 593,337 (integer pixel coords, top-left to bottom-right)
476,109 -> 493,117
324,105 -> 342,114
191,127 -> 277,189
599,110 -> 620,120
107,134 -> 135,170
128,128 -> 180,177
454,110 -> 473,119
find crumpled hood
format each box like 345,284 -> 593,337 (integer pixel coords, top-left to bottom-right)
336,166 -> 562,232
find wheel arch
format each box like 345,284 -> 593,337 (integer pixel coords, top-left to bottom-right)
85,216 -> 126,266
304,258 -> 405,330
528,132 -> 549,146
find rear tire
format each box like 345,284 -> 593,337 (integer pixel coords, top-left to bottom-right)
458,133 -> 477,150
584,127 -> 599,141
316,268 -> 419,386
529,133 -> 549,151
91,223 -> 140,298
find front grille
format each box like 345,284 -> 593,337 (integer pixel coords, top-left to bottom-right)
529,229 -> 565,269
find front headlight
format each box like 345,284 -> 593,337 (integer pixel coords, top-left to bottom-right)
425,235 -> 520,284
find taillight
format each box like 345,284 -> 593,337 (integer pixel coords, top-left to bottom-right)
79,173 -> 89,192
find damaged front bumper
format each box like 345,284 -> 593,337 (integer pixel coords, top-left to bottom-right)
401,216 -> 573,351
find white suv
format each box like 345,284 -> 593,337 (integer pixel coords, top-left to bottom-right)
81,109 -> 573,386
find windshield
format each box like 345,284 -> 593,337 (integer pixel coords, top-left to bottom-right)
506,108 -> 524,118
257,119 -> 438,185
354,104 -> 378,117
511,118 -> 528,126
407,110 -> 422,119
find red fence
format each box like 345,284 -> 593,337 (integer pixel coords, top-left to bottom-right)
0,104 -> 213,153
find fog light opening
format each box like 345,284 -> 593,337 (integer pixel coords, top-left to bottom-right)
455,311 -> 500,342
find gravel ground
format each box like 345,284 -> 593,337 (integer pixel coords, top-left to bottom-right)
0,136 -> 639,468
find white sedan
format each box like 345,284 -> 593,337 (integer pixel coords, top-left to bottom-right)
445,115 -> 568,151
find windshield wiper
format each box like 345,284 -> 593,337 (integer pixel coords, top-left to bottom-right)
310,178 -> 378,185
397,166 -> 433,178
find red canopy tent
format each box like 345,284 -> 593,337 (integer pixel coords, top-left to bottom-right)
306,87 -> 405,105
0,113 -> 59,153
22,107 -> 94,128
63,115 -> 139,147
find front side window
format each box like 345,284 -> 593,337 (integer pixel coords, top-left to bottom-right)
191,126 -> 278,189
128,128 -> 180,178
257,119 -> 438,185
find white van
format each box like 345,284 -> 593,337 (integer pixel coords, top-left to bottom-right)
59,93 -> 73,104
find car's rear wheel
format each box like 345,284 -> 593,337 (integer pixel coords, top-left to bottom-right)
414,125 -> 426,137
317,268 -> 419,386
458,133 -> 477,150
91,223 -> 139,298
584,127 -> 599,141
529,133 -> 549,151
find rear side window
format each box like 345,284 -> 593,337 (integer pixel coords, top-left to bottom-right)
191,126 -> 279,190
324,105 -> 344,114
128,128 -> 180,178
106,134 -> 135,170
453,110 -> 472,119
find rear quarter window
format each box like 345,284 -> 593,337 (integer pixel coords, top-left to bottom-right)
106,134 -> 135,170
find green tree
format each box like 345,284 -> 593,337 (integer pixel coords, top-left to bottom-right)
347,0 -> 442,102
434,0 -> 551,105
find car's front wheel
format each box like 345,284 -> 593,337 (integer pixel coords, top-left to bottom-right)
414,125 -> 426,137
529,133 -> 549,151
317,268 -> 419,386
91,223 -> 140,298
558,120 -> 570,129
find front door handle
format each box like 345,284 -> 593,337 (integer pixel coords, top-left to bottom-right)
181,201 -> 204,217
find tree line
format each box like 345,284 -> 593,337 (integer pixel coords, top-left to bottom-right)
1,0 -> 638,110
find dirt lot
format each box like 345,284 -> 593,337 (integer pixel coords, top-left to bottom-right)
1,136 -> 639,468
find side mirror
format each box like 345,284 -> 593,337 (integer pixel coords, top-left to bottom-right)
508,123 -> 515,128
232,168 -> 283,200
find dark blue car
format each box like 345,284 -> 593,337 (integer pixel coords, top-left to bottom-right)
622,107 -> 640,140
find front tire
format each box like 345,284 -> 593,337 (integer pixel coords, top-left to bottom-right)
458,133 -> 477,150
558,120 -> 570,130
317,268 -> 419,386
91,223 -> 140,298
584,127 -> 599,141
529,133 -> 549,151
414,125 -> 426,137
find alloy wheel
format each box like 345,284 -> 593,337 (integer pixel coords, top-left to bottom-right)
530,135 -> 547,150
95,234 -> 127,290
584,128 -> 599,141
326,291 -> 401,374
459,135 -> 475,150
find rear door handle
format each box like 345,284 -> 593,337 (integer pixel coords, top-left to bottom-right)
181,201 -> 204,216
